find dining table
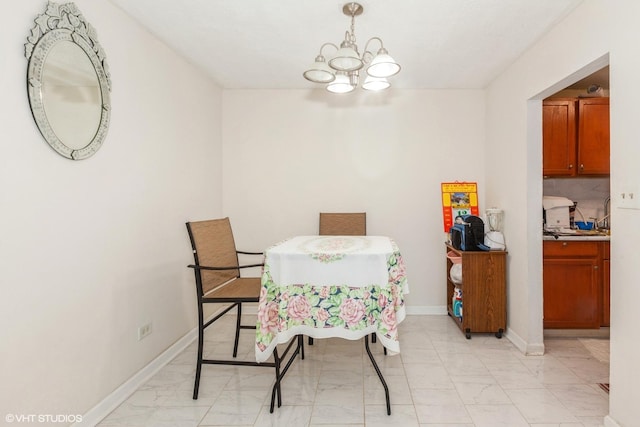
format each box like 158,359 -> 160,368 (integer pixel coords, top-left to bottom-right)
255,235 -> 410,414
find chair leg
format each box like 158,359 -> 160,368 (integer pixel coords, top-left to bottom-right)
233,303 -> 242,357
193,306 -> 205,400
299,334 -> 305,360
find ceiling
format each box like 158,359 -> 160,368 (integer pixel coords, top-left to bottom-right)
108,0 -> 584,90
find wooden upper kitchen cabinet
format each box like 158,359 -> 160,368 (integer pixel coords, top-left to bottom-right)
542,97 -> 609,177
577,98 -> 610,175
543,99 -> 576,176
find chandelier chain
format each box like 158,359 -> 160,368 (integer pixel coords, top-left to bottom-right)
350,14 -> 357,47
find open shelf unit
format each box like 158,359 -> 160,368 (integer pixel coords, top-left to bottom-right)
445,244 -> 507,339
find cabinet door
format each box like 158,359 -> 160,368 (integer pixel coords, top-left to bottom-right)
578,98 -> 610,175
543,99 -> 576,176
601,241 -> 610,327
543,258 -> 600,328
602,258 -> 610,326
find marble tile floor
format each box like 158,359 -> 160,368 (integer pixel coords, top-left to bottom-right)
98,315 -> 610,427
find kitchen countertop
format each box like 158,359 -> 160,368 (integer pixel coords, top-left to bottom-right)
543,230 -> 611,241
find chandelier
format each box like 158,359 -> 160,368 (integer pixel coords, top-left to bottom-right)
303,2 -> 401,93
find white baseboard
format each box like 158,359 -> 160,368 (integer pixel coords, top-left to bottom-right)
505,326 -> 545,355
604,415 -> 621,427
76,324 -> 199,426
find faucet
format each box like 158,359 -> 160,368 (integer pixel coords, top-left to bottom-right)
590,196 -> 612,231
604,196 -> 610,229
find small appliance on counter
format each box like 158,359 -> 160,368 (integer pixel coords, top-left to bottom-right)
484,208 -> 506,250
543,196 -> 574,231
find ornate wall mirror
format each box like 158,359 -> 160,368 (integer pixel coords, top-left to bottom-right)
25,2 -> 111,160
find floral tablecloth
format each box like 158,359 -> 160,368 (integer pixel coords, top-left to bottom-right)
255,236 -> 409,363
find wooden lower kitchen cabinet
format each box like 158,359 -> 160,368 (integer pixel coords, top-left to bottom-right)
445,244 -> 507,339
543,240 -> 609,328
602,242 -> 610,327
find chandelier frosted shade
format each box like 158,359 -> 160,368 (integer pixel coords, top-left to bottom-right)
302,2 -> 400,93
366,51 -> 401,78
362,75 -> 390,91
326,73 -> 356,93
303,56 -> 336,83
329,46 -> 363,72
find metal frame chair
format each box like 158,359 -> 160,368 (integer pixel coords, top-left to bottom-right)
309,212 -> 371,347
186,217 -> 302,411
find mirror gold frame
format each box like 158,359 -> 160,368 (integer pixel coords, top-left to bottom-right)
25,1 -> 111,160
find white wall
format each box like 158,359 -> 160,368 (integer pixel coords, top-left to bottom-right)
0,0 -> 222,418
486,0 -> 640,425
605,3 -> 640,426
222,89 -> 486,314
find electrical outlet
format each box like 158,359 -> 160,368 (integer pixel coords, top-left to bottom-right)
619,190 -> 640,210
137,323 -> 152,341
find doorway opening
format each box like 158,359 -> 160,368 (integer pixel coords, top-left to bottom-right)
535,56 -> 610,395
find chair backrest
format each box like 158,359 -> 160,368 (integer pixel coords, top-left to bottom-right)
319,212 -> 367,236
186,217 -> 240,295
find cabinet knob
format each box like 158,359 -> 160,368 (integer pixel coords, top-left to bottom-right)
568,164 -> 573,169
594,265 -> 599,270
562,242 -> 568,246
580,164 -> 584,170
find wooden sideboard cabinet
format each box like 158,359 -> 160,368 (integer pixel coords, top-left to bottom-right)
445,244 -> 507,339
543,97 -> 609,177
543,240 -> 610,329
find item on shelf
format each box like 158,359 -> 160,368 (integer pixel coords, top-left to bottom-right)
450,264 -> 462,285
447,250 -> 463,284
452,286 -> 463,318
449,215 -> 489,251
484,208 -> 506,250
446,251 -> 462,264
